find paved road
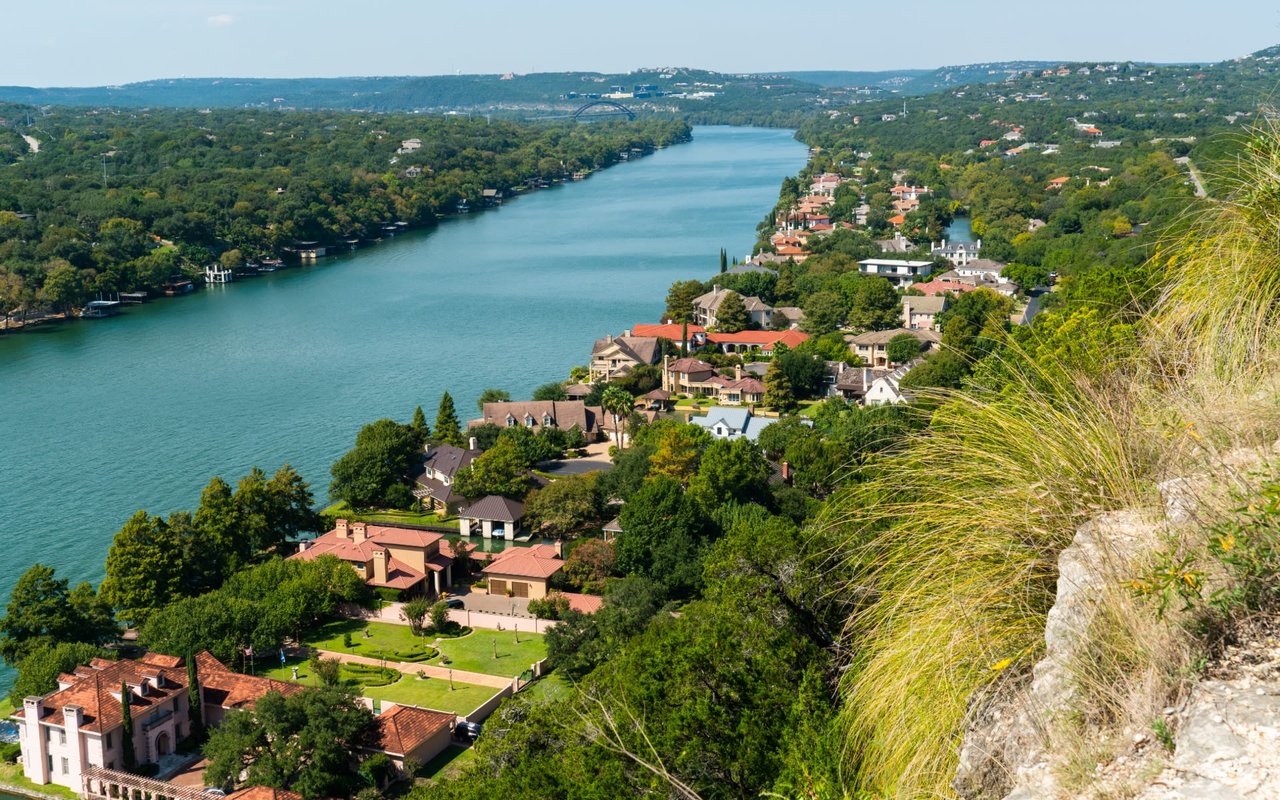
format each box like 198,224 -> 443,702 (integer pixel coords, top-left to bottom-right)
538,457 -> 613,476
1176,156 -> 1208,198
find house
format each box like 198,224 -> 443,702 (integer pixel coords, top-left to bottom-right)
910,279 -> 982,297
13,651 -> 299,791
858,258 -> 935,289
707,367 -> 766,406
291,519 -> 455,596
588,333 -> 661,382
412,442 -> 481,515
482,543 -> 563,599
724,263 -> 778,277
690,406 -> 779,442
887,214 -> 906,228
902,295 -> 947,331
661,357 -> 720,396
473,401 -> 605,439
891,185 -> 930,201
935,269 -> 1019,298
846,328 -> 940,367
876,232 -> 915,253
829,363 -> 890,403
362,704 -> 456,777
458,495 -> 525,540
864,359 -> 923,405
931,239 -> 982,266
952,258 -> 1010,284
1046,176 -> 1070,190
631,322 -> 707,350
705,329 -> 809,355
692,284 -> 774,328
772,306 -> 805,329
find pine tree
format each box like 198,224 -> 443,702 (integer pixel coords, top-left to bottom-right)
719,248 -> 728,273
120,682 -> 136,770
434,392 -> 463,447
764,359 -> 797,412
186,655 -> 203,739
715,291 -> 750,333
409,405 -> 430,447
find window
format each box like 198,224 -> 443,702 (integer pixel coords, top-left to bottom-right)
59,730 -> 66,745
105,732 -> 112,749
61,757 -> 68,775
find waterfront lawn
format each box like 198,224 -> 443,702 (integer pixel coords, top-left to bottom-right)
304,619 -> 438,662
259,657 -> 399,689
429,629 -> 546,676
0,760 -> 79,800
321,502 -> 455,527
363,675 -> 497,716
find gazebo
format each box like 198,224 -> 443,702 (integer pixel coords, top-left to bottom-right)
458,495 -> 525,540
640,388 -> 674,411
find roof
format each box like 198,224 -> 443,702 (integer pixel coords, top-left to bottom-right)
561,593 -> 605,614
910,279 -> 982,296
591,335 -> 660,366
602,516 -> 623,533
290,522 -> 445,567
370,704 -> 455,756
695,406 -> 750,432
482,543 -> 564,580
664,357 -> 716,375
834,366 -> 889,393
957,258 -> 1006,275
564,383 -> 594,398
377,556 -> 427,589
642,389 -> 673,400
418,444 -> 480,481
902,295 -> 947,314
14,655 -> 190,733
460,495 -> 525,523
707,330 -> 809,349
847,328 -> 941,346
725,263 -> 778,277
227,788 -> 304,800
632,322 -> 706,340
477,401 -> 602,435
196,651 -> 304,709
692,286 -> 772,313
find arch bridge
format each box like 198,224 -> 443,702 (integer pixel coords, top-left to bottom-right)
572,100 -> 636,120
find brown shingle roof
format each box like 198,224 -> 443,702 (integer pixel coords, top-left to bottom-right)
460,495 -> 524,523
476,401 -> 601,435
371,705 -> 454,756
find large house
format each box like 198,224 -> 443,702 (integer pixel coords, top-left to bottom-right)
412,442 -> 480,515
828,363 -> 890,404
291,519 -> 456,597
902,295 -> 947,331
473,401 -> 605,439
857,258 -> 935,289
13,651 -> 301,792
587,333 -> 661,382
846,328 -> 940,368
690,406 -> 780,442
705,329 -> 809,355
931,238 -> 983,266
864,359 -> 923,405
630,322 -> 707,350
482,543 -> 564,599
691,285 -> 774,328
363,704 -> 456,774
660,358 -> 765,406
935,269 -> 1019,298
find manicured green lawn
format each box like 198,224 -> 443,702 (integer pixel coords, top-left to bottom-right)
304,619 -> 438,662
322,501 -> 456,526
259,657 -> 398,689
364,674 -> 497,716
429,629 -> 546,676
519,673 -> 572,705
414,745 -> 476,787
0,761 -> 79,800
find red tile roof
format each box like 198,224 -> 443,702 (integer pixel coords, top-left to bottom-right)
371,704 -> 455,756
561,593 -> 604,614
632,323 -> 706,340
15,656 -> 189,733
706,330 -> 809,349
910,280 -> 982,296
482,544 -> 564,580
195,651 -> 303,709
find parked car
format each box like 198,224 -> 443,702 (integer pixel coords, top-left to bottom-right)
456,720 -> 482,741
445,597 -> 465,609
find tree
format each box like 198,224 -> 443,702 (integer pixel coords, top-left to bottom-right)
647,424 -> 711,484
531,382 -> 567,402
564,539 -> 617,594
409,405 -> 430,446
429,600 -> 450,633
719,248 -> 728,273
477,388 -> 510,411
0,564 -> 116,666
203,686 -> 375,799
887,332 -> 924,364
600,385 -> 634,448
39,260 -> 87,314
527,592 -> 571,620
764,359 -> 797,412
101,511 -> 183,625
714,290 -> 749,333
187,654 -> 204,739
453,438 -> 532,499
329,419 -> 419,509
401,597 -> 429,636
1003,261 -> 1050,290
774,345 -> 827,400
525,473 -> 603,536
616,477 -> 709,597
846,275 -> 901,330
801,290 -> 847,335
9,642 -> 106,705
433,392 -> 463,446
688,438 -> 772,510
195,476 -> 246,574
121,682 -> 136,771
664,279 -> 705,323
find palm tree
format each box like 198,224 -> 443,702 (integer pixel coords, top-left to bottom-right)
600,386 -> 633,449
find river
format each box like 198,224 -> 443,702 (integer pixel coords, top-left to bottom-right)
0,125 -> 807,690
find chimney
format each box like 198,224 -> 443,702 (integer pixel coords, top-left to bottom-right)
335,519 -> 349,539
297,540 -> 312,554
468,436 -> 478,451
63,705 -> 84,779
734,364 -> 742,381
553,540 -> 564,558
372,549 -> 387,584
352,522 -> 367,544
712,283 -> 721,294
423,441 -> 431,456
624,328 -> 632,337
781,461 -> 792,485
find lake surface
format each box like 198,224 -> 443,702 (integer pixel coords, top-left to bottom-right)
0,126 -> 807,690
944,215 -> 976,243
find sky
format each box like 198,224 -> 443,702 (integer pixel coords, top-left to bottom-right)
5,0 -> 1280,87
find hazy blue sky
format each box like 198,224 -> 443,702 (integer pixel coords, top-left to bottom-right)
6,1 -> 1280,87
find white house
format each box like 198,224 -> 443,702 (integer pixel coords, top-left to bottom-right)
857,258 -> 935,289
931,239 -> 983,266
690,406 -> 780,442
864,359 -> 923,406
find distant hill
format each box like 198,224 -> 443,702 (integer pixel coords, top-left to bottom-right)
785,62 -> 1064,94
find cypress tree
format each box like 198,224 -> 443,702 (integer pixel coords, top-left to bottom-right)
764,359 -> 797,413
719,248 -> 727,273
186,655 -> 203,739
120,681 -> 136,770
434,392 -> 463,447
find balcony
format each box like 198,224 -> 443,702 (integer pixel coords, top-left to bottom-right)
142,709 -> 173,732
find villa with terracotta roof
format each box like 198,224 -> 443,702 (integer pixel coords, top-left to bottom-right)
705,329 -> 809,355
290,519 -> 455,597
12,651 -> 299,791
482,543 -> 564,599
630,322 -> 707,349
362,703 -> 456,772
910,279 -> 982,297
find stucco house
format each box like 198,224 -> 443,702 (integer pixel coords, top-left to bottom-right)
291,519 -> 455,597
902,295 -> 947,331
931,238 -> 983,266
691,284 -> 774,328
362,703 -> 455,774
846,328 -> 940,367
587,333 -> 661,382
482,543 -> 564,599
857,258 -> 935,289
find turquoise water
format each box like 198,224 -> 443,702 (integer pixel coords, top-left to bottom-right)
944,215 -> 975,243
0,126 -> 807,688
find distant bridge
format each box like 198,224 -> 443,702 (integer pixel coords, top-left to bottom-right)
572,100 -> 636,120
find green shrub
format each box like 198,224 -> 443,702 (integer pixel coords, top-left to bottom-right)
0,742 -> 21,763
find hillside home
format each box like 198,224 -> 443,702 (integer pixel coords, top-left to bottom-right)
931,239 -> 983,266
705,329 -> 809,355
692,285 -> 774,328
902,295 -> 947,331
876,232 -> 915,253
828,363 -> 890,403
864,359 -> 923,406
482,543 -> 563,599
631,322 -> 707,350
910,279 -> 982,297
690,406 -> 780,442
846,328 -> 940,368
936,269 -> 1019,298
473,401 -> 605,439
661,357 -> 719,396
588,333 -> 661,382
857,258 -> 935,289
412,442 -> 481,515
952,258 -> 1011,284
291,519 -> 455,596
